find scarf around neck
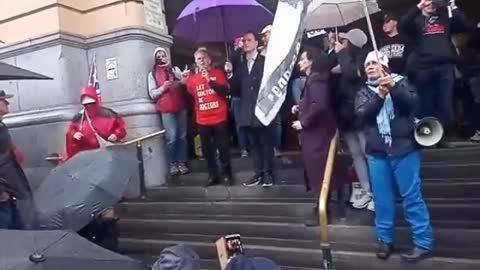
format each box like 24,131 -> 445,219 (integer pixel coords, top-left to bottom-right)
366,73 -> 403,146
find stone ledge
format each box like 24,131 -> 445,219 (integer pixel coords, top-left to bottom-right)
5,98 -> 158,128
0,27 -> 173,59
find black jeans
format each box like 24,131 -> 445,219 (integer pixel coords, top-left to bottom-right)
413,63 -> 455,128
198,122 -> 231,176
247,126 -> 274,175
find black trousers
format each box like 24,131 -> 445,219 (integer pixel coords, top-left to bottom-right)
247,126 -> 274,175
198,122 -> 231,176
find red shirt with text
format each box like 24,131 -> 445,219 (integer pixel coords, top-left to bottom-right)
186,68 -> 229,126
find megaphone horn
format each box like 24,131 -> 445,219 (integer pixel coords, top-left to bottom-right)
414,117 -> 444,147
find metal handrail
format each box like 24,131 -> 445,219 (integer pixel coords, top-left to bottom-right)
120,130 -> 165,146
44,130 -> 166,161
319,130 -> 339,270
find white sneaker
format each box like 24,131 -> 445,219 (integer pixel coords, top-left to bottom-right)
367,200 -> 375,212
470,131 -> 480,142
349,183 -> 363,204
352,192 -> 372,209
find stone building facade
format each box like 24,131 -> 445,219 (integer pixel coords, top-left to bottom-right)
0,0 -> 172,194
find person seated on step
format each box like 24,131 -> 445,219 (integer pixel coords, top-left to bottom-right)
65,85 -> 126,160
186,48 -> 232,186
355,51 -> 434,262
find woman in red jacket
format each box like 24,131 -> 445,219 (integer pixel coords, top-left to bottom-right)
65,86 -> 126,159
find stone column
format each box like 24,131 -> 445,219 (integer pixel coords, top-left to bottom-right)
0,0 -> 172,194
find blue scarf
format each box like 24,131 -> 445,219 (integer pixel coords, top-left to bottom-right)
366,74 -> 403,147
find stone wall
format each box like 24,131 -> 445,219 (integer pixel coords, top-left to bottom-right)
0,28 -> 173,197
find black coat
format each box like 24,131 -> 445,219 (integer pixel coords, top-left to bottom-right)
355,77 -> 419,157
334,48 -> 366,131
0,121 -> 31,200
232,53 -> 266,127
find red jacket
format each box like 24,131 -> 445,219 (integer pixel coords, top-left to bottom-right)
65,86 -> 127,159
153,65 -> 185,113
186,68 -> 229,126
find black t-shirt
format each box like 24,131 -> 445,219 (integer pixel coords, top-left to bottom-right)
378,33 -> 411,74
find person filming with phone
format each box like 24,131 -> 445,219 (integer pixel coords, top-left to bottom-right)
355,51 -> 433,262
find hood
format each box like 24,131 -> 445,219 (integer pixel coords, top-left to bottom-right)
151,244 -> 200,270
80,86 -> 99,104
154,47 -> 170,66
225,255 -> 280,270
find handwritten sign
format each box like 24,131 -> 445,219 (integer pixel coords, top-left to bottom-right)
144,0 -> 165,30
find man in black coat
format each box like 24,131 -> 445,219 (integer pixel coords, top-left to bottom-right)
0,90 -> 31,229
400,0 -> 468,147
232,31 -> 275,188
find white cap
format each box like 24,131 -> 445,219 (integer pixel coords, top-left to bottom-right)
81,96 -> 96,105
364,51 -> 389,67
261,24 -> 272,34
339,29 -> 368,48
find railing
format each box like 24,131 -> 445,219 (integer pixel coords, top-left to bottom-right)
318,130 -> 339,270
45,130 -> 165,199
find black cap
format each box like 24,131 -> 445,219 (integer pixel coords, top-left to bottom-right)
383,14 -> 398,23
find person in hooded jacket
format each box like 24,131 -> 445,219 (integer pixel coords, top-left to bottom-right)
356,51 -> 433,262
148,47 -> 190,176
65,85 -> 127,159
333,28 -> 374,211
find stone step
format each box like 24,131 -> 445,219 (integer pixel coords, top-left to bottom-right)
119,238 -> 480,270
138,181 -> 480,202
186,147 -> 480,173
118,201 -> 480,223
169,163 -> 480,186
118,219 -> 480,259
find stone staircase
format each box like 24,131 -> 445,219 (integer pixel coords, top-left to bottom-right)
117,147 -> 480,270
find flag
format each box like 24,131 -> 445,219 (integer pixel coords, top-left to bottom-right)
88,54 -> 101,102
255,0 -> 312,126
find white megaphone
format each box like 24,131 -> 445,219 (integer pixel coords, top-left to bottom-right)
414,117 -> 444,147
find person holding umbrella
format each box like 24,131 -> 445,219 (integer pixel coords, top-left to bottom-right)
355,51 -> 433,262
65,85 -> 127,159
0,90 -> 31,229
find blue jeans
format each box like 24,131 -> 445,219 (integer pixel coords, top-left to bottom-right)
414,64 -> 454,128
291,76 -> 306,104
0,199 -> 25,230
161,109 -> 187,164
368,151 -> 433,250
231,97 -> 252,151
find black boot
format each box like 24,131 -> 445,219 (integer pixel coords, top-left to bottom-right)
401,247 -> 433,263
376,240 -> 394,260
206,174 -> 220,187
305,206 -> 320,227
221,164 -> 233,186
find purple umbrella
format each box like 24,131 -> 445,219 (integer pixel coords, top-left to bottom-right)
173,0 -> 273,43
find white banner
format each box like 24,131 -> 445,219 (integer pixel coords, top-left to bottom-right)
255,0 -> 312,126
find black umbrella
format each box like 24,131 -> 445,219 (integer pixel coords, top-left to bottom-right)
33,146 -> 138,231
0,229 -> 143,270
0,62 -> 52,80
